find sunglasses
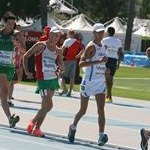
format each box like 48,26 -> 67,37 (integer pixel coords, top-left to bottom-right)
4,16 -> 16,22
7,16 -> 16,20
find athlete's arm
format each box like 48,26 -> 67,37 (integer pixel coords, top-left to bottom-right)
76,48 -> 85,59
146,47 -> 150,60
79,45 -> 107,68
57,48 -> 65,72
23,42 -> 44,78
117,47 -> 123,69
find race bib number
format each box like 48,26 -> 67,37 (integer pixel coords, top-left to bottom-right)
42,57 -> 56,73
95,65 -> 105,77
106,47 -> 118,58
0,51 -> 13,64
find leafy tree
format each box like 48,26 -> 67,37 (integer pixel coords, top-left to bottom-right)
0,0 -> 40,20
66,0 -> 128,22
140,0 -> 150,19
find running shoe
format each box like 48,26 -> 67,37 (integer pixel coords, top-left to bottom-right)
8,100 -> 14,107
98,134 -> 108,146
66,92 -> 71,97
140,128 -> 149,150
105,98 -> 113,103
32,128 -> 45,137
68,125 -> 76,143
27,120 -> 36,134
9,114 -> 20,128
59,90 -> 68,96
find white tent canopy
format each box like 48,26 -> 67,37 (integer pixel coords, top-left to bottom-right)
62,14 -> 93,31
49,0 -> 78,14
105,17 -> 126,33
133,26 -> 147,36
134,20 -> 150,37
16,18 -> 33,27
133,17 -> 150,31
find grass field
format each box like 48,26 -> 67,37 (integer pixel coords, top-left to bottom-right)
113,66 -> 150,100
21,66 -> 150,101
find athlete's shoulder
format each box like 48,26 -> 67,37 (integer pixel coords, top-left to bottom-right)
86,41 -> 95,48
102,37 -> 110,41
35,41 -> 46,47
0,28 -> 4,35
83,41 -> 95,58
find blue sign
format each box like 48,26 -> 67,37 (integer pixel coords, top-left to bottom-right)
123,54 -> 150,67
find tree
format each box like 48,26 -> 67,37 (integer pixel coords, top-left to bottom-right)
124,0 -> 135,51
40,0 -> 49,28
0,0 -> 40,19
140,0 -> 150,19
66,0 -> 128,23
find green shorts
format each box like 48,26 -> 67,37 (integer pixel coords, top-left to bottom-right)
0,65 -> 15,81
36,78 -> 60,94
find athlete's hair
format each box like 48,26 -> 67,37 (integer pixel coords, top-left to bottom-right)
3,11 -> 16,23
107,27 -> 115,36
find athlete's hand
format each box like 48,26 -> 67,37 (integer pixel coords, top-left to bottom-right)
26,72 -> 34,79
116,64 -> 120,70
59,65 -> 65,73
105,68 -> 110,79
101,56 -> 108,63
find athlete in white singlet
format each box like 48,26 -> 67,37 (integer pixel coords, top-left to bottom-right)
67,23 -> 108,146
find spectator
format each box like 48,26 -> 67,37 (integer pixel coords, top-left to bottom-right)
40,26 -> 51,41
8,26 -> 26,105
59,29 -> 83,97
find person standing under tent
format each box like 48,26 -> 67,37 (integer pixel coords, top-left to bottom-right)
59,29 -> 83,97
8,25 -> 26,105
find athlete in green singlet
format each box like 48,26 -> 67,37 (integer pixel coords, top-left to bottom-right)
0,11 -> 20,128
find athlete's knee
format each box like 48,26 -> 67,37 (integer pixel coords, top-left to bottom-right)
46,102 -> 53,112
106,78 -> 113,86
97,107 -> 105,116
1,86 -> 8,98
78,108 -> 87,116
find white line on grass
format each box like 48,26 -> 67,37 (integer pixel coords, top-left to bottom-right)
115,77 -> 150,80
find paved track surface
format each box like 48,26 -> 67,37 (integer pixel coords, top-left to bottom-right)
1,84 -> 149,150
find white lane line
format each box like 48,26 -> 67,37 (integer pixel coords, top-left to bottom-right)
0,135 -> 76,150
0,148 -> 13,150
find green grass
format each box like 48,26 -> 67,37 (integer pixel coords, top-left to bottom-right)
115,66 -> 150,78
21,81 -> 36,86
21,66 -> 150,101
113,66 -> 150,100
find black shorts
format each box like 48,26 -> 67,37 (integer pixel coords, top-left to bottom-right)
106,58 -> 117,77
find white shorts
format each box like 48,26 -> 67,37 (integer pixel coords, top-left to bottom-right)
80,79 -> 106,97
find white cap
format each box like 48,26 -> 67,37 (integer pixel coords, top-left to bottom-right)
50,26 -> 61,33
13,30 -> 20,35
93,23 -> 105,32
